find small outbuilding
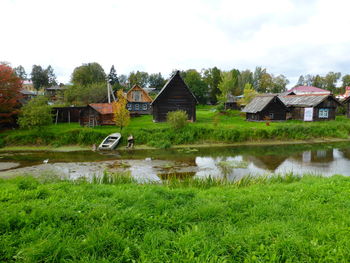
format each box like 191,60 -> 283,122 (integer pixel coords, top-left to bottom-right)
79,103 -> 115,127
53,106 -> 86,124
151,71 -> 198,122
126,84 -> 153,115
242,95 -> 288,121
279,94 -> 340,121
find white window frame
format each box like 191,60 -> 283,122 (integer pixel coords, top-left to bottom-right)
135,103 -> 140,110
127,103 -> 132,110
319,108 -> 329,118
142,104 -> 147,110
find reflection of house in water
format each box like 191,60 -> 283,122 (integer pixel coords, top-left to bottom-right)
340,149 -> 350,160
293,150 -> 334,164
243,155 -> 287,171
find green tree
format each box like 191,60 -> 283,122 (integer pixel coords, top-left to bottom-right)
46,65 -> 57,86
31,65 -> 49,93
183,69 -> 208,104
14,65 -> 27,80
71,62 -> 106,86
167,110 -> 188,130
108,65 -> 119,86
342,74 -> 350,87
312,75 -> 325,89
238,83 -> 258,106
128,71 -> 149,88
271,74 -> 289,93
148,73 -> 165,90
238,69 -> 253,92
64,83 -> 107,105
323,72 -> 341,94
203,67 -> 222,104
217,69 -> 240,102
18,96 -> 52,129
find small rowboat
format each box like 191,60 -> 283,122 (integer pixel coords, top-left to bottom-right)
98,133 -> 122,150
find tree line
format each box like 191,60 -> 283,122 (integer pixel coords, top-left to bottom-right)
10,62 -> 350,106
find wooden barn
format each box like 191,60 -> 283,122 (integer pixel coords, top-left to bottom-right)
126,84 -> 153,115
279,94 -> 340,121
79,103 -> 115,127
52,106 -> 86,124
343,96 -> 350,118
151,71 -> 198,122
242,95 -> 288,121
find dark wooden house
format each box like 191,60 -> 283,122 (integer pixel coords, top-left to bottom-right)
126,84 -> 153,115
343,96 -> 350,118
53,106 -> 86,124
279,94 -> 340,121
79,103 -> 115,127
45,86 -> 66,101
151,71 -> 198,122
242,95 -> 288,121
224,94 -> 240,110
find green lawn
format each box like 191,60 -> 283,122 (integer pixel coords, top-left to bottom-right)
1,106 -> 350,148
1,174 -> 350,262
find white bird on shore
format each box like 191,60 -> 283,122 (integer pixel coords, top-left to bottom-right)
43,159 -> 49,164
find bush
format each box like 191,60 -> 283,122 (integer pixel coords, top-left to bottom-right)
167,110 -> 188,130
17,96 -> 52,129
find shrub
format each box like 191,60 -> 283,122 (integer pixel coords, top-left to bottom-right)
167,110 -> 188,130
17,96 -> 52,129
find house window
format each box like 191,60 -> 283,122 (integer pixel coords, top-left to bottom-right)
142,104 -> 147,110
319,108 -> 329,118
269,113 -> 274,119
135,103 -> 140,110
133,91 -> 141,102
127,103 -> 132,110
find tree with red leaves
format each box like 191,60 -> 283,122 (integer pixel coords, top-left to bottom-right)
0,64 -> 23,127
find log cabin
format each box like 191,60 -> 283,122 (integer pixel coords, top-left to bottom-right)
126,84 -> 153,115
79,103 -> 115,127
279,94 -> 341,121
242,95 -> 288,121
151,71 -> 198,122
53,106 -> 86,124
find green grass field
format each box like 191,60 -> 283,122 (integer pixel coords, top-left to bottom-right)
1,174 -> 350,262
1,106 -> 350,148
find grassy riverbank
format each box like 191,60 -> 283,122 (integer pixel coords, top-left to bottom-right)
1,174 -> 350,262
1,107 -> 350,148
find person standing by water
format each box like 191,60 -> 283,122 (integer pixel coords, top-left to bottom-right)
127,134 -> 134,148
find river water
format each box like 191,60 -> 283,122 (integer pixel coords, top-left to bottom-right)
0,142 -> 350,182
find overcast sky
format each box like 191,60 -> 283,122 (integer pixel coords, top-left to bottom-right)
1,0 -> 350,86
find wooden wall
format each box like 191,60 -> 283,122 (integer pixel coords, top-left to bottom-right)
79,107 -> 114,126
152,75 -> 197,122
246,99 -> 287,121
289,98 -> 338,121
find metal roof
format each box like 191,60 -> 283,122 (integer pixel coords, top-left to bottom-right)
89,103 -> 114,114
242,95 -> 277,113
279,94 -> 337,107
288,86 -> 330,94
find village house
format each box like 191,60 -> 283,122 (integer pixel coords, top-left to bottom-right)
279,94 -> 340,121
45,85 -> 67,102
286,86 -> 331,95
151,71 -> 198,122
53,106 -> 86,124
126,84 -> 153,115
79,103 -> 115,127
242,94 -> 288,121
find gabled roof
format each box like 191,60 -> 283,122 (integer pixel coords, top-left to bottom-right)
242,94 -> 284,113
279,94 -> 340,107
89,103 -> 114,114
288,86 -> 330,94
151,71 -> 198,105
126,84 -> 153,102
343,96 -> 350,104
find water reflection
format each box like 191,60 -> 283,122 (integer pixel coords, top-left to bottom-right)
1,142 -> 350,181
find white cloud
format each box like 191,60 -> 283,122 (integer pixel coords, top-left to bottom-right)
1,0 -> 350,86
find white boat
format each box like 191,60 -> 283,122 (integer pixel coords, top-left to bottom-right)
98,133 -> 122,150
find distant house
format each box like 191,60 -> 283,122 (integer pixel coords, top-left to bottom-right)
45,86 -> 67,101
279,94 -> 340,121
20,89 -> 36,104
79,103 -> 115,127
224,94 -> 241,110
126,84 -> 153,115
151,71 -> 198,122
286,86 -> 331,95
343,96 -> 350,118
242,95 -> 288,121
